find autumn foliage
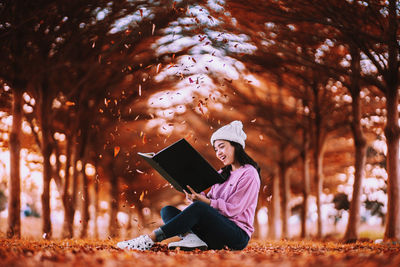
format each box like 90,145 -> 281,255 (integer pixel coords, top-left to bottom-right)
1,3 -> 400,266
0,238 -> 400,267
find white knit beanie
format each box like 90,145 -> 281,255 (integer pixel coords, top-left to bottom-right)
210,120 -> 247,149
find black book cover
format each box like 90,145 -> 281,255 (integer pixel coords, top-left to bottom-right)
138,138 -> 224,193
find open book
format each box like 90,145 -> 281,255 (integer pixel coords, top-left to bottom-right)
138,138 -> 224,193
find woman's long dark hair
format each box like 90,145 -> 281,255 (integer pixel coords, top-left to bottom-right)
219,141 -> 261,182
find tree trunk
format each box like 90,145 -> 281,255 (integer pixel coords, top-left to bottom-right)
70,154 -> 79,232
41,133 -> 52,239
40,85 -> 52,239
62,134 -> 73,238
314,143 -> 325,239
279,145 -> 290,239
63,140 -> 79,238
7,89 -> 22,238
94,172 -> 99,239
301,128 -> 310,239
253,205 -> 260,239
344,47 -> 367,242
80,160 -> 90,238
313,85 -> 325,239
267,173 -> 280,239
383,0 -> 400,241
109,161 -> 119,238
384,88 -> 400,240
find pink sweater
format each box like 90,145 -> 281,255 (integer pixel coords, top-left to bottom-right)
206,164 -> 260,237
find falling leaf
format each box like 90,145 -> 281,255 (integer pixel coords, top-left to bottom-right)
259,134 -> 264,140
114,146 -> 120,157
189,77 -> 194,83
138,84 -> 142,96
136,169 -> 144,174
251,119 -> 257,123
66,101 -> 75,106
139,191 -> 145,202
152,24 -> 156,35
192,57 -> 197,63
156,63 -> 162,73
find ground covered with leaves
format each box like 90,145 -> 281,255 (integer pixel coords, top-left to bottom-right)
0,238 -> 399,267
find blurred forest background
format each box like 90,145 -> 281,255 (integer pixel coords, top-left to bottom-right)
0,0 -> 399,243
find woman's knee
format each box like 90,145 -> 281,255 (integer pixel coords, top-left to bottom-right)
160,205 -> 180,220
188,201 -> 209,212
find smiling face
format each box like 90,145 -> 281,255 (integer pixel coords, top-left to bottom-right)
214,140 -> 236,167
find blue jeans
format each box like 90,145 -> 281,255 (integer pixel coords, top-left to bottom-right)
159,201 -> 250,250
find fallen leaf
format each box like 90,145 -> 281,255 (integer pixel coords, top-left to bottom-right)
114,146 -> 120,157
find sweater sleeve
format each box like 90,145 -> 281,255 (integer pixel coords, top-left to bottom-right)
209,169 -> 260,218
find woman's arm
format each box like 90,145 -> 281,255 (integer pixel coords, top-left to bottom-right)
210,169 -> 260,218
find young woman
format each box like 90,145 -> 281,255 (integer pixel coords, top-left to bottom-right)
117,120 -> 260,251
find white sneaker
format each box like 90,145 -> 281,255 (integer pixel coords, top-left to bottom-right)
168,233 -> 208,251
116,235 -> 154,251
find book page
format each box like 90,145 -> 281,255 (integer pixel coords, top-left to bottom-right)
137,152 -> 155,158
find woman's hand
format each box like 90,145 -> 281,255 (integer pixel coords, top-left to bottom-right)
184,186 -> 211,205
